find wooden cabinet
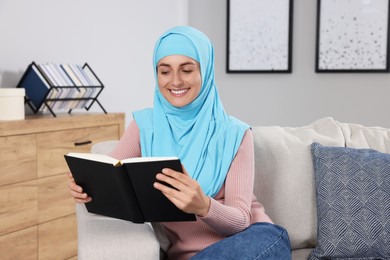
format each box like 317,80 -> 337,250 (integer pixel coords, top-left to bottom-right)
0,113 -> 125,259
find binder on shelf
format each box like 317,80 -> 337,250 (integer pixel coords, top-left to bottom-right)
16,61 -> 107,117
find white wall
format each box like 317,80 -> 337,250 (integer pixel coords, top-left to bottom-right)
189,0 -> 390,127
1,0 -> 390,129
0,0 -> 187,126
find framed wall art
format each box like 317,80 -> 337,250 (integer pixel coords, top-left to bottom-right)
226,0 -> 294,73
316,0 -> 390,72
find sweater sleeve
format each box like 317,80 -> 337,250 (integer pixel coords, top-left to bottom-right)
109,120 -> 141,160
199,129 -> 256,236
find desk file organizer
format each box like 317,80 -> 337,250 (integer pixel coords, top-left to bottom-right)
17,62 -> 107,117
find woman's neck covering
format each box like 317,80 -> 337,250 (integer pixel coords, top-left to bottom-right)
133,26 -> 249,197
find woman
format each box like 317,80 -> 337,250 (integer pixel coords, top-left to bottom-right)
68,26 -> 291,259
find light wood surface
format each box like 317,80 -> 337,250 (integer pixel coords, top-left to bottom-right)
0,113 -> 125,259
38,214 -> 78,260
0,112 -> 125,137
0,134 -> 36,186
37,124 -> 119,178
0,226 -> 38,260
38,173 -> 75,224
0,179 -> 37,235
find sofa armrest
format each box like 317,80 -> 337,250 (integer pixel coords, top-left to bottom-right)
76,203 -> 160,259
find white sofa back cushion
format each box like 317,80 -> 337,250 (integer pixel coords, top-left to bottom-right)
251,117 -> 345,250
338,121 -> 390,152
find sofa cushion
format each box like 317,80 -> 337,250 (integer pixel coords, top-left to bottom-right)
309,142 -> 390,259
337,121 -> 390,153
252,117 -> 345,250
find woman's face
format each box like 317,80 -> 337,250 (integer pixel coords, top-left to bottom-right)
157,55 -> 201,108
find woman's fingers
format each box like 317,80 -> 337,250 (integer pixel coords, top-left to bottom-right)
154,168 -> 210,216
67,171 -> 92,203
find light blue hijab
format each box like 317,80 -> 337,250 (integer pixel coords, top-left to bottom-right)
133,26 -> 249,197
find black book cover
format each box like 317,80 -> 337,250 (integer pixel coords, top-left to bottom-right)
64,154 -> 196,223
124,160 -> 196,222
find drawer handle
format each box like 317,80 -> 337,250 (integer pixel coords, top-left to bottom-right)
74,140 -> 92,146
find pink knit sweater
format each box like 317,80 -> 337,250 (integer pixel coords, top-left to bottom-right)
110,120 -> 272,260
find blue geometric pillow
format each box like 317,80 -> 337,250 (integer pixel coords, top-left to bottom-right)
309,142 -> 390,260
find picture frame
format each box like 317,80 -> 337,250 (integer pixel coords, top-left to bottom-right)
316,0 -> 390,73
226,0 -> 294,73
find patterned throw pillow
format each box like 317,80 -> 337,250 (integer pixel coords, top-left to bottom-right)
309,142 -> 390,260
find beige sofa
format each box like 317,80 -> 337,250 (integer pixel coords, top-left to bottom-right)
76,117 -> 390,259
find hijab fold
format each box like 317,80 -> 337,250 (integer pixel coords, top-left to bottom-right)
133,26 -> 249,197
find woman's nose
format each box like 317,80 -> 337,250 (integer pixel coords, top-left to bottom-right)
172,73 -> 182,87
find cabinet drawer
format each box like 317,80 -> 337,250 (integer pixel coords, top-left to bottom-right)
38,214 -> 77,260
0,179 -> 38,235
0,226 -> 37,260
0,134 -> 36,186
38,173 -> 76,223
37,125 -> 119,178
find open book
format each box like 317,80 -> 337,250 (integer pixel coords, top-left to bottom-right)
64,153 -> 196,223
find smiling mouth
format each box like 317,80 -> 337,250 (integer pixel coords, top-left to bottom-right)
170,88 -> 189,95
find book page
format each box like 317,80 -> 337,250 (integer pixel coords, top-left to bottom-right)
121,156 -> 179,164
66,152 -> 120,166
66,153 -> 178,166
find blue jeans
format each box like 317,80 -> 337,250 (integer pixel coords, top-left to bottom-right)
190,222 -> 292,260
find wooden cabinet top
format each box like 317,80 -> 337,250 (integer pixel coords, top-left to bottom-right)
0,113 -> 125,137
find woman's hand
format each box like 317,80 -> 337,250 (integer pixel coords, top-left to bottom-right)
67,172 -> 92,203
153,166 -> 211,217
